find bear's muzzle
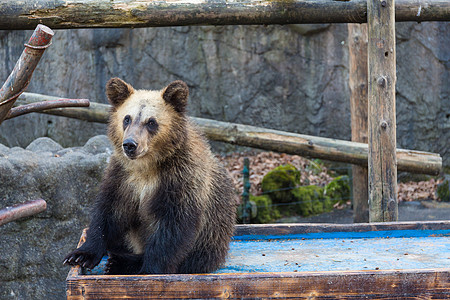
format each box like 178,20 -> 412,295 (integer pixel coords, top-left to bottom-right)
123,138 -> 138,158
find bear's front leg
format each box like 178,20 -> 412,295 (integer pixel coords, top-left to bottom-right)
105,252 -> 143,275
64,192 -> 112,269
139,200 -> 201,274
63,223 -> 107,270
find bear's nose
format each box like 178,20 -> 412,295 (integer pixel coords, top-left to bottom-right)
123,139 -> 138,156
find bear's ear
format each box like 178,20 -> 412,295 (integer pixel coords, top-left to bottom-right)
162,80 -> 189,114
106,77 -> 134,107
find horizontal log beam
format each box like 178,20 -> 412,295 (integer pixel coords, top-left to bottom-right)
0,0 -> 449,30
14,93 -> 442,175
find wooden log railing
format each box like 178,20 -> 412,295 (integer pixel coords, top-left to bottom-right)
15,92 -> 442,176
0,0 -> 449,30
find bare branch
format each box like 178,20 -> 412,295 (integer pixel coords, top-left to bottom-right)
0,199 -> 47,226
6,99 -> 90,120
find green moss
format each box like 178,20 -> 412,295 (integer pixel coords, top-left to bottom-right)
250,195 -> 281,224
258,165 -> 352,219
437,179 -> 450,202
324,175 -> 350,205
291,185 -> 331,217
261,164 -> 300,203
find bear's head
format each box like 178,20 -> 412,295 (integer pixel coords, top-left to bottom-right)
106,78 -> 189,162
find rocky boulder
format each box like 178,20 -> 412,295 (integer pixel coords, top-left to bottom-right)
0,135 -> 111,299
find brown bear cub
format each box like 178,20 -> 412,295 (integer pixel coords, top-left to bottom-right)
64,78 -> 236,274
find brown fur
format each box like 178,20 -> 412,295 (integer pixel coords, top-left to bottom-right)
64,78 -> 237,275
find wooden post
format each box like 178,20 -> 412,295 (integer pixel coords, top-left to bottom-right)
367,0 -> 398,222
348,23 -> 369,223
0,24 -> 54,125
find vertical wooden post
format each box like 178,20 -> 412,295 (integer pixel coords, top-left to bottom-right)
348,24 -> 369,223
367,0 -> 398,222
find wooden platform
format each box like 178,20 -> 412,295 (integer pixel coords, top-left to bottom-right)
66,221 -> 450,299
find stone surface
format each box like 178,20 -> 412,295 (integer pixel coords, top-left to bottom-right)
0,23 -> 447,166
0,136 -> 111,300
25,137 -> 64,152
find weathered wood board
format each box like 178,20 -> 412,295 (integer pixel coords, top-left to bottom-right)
67,221 -> 450,299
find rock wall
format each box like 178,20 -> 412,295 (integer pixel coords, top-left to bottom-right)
0,23 -> 447,167
0,136 -> 111,299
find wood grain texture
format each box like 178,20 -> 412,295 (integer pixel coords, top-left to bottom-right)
67,269 -> 450,299
367,0 -> 398,222
348,23 -> 369,223
15,93 -> 443,175
1,0 -> 449,30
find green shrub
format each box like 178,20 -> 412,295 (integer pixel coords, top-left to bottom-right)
250,195 -> 281,224
291,185 -> 332,217
258,165 -> 351,219
437,179 -> 450,202
324,175 -> 350,205
261,164 -> 300,203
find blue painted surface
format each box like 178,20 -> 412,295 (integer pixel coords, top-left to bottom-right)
233,229 -> 450,241
84,229 -> 450,275
217,235 -> 450,273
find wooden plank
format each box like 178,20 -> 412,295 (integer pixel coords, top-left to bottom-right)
367,0 -> 398,222
1,0 -> 450,30
348,23 -> 369,223
67,269 -> 450,299
234,220 -> 450,236
15,93 -> 443,175
66,222 -> 450,298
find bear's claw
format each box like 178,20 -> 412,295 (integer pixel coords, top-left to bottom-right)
63,249 -> 101,270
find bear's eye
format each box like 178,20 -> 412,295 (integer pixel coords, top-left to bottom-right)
146,118 -> 158,131
123,115 -> 131,128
